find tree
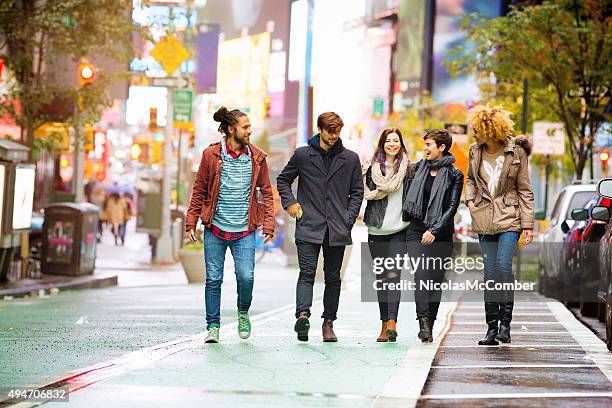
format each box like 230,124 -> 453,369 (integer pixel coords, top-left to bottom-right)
446,0 -> 611,180
387,93 -> 468,161
0,0 -> 134,156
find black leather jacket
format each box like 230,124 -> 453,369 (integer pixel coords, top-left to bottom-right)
401,160 -> 464,238
363,166 -> 412,229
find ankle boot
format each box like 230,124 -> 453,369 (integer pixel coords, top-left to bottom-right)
294,311 -> 310,342
417,316 -> 432,343
496,302 -> 513,343
478,324 -> 499,345
497,323 -> 511,343
376,322 -> 389,343
478,302 -> 499,345
377,321 -> 389,342
322,319 -> 338,342
385,320 -> 398,342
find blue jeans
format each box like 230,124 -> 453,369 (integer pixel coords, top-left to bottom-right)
478,231 -> 520,302
204,228 -> 255,329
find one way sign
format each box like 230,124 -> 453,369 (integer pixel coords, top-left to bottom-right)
150,76 -> 191,89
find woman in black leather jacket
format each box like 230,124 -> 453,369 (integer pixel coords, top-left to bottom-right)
363,127 -> 412,342
402,129 -> 464,343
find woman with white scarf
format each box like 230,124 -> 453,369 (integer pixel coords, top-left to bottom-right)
363,128 -> 411,343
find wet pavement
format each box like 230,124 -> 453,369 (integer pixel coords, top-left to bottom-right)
418,298 -> 612,407
2,223 -> 612,407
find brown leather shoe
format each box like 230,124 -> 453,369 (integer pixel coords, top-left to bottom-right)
322,319 -> 338,342
385,320 -> 398,342
377,321 -> 389,342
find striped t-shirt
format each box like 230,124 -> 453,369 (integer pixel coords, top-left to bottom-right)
212,138 -> 253,232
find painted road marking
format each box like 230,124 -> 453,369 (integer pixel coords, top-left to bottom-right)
439,344 -> 585,348
454,321 -> 565,325
453,312 -> 554,317
0,294 -> 325,407
372,301 -> 458,408
419,392 -> 612,400
448,331 -> 598,335
456,305 -> 548,309
430,364 -> 597,369
548,301 -> 612,384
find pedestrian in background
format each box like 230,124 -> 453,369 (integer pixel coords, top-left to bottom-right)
363,128 -> 412,342
106,192 -> 128,246
465,105 -> 535,345
90,186 -> 107,243
277,112 -> 363,343
403,129 -> 464,343
185,107 -> 275,344
118,192 -> 133,246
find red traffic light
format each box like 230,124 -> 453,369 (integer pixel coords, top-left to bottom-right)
600,150 -> 609,164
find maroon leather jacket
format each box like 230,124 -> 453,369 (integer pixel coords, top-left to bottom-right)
185,142 -> 275,235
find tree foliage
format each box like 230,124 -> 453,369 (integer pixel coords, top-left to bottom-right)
0,0 -> 134,154
446,0 -> 611,180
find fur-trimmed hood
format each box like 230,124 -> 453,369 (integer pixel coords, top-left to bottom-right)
513,134 -> 533,156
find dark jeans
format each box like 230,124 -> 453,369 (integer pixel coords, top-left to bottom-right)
368,228 -> 407,321
407,230 -> 453,323
118,222 -> 127,244
295,229 -> 345,321
478,232 -> 520,304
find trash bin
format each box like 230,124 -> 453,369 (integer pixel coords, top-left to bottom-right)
42,203 -> 99,276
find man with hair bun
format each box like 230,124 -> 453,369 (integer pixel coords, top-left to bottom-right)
185,107 -> 275,344
277,112 -> 363,342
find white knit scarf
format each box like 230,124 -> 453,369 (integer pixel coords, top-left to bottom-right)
362,156 -> 409,201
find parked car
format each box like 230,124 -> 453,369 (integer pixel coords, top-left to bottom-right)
558,195 -> 596,304
538,183 -> 596,297
594,178 -> 612,351
565,195 -> 612,316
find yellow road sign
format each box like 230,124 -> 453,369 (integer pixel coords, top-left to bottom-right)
150,33 -> 191,76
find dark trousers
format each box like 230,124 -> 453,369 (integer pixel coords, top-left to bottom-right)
407,231 -> 453,323
368,228 -> 407,321
295,229 -> 345,321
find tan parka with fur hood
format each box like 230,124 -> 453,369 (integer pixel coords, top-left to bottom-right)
465,135 -> 535,235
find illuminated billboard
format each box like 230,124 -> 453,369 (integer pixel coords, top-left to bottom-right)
216,32 -> 271,121
432,0 -> 502,104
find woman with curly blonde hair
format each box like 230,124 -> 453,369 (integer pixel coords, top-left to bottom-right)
465,105 -> 535,346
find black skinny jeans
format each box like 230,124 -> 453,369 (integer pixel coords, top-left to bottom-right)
295,229 -> 345,321
407,225 -> 453,323
368,228 -> 407,321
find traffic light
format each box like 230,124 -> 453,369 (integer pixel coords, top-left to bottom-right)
130,143 -> 145,161
78,59 -> 95,87
149,107 -> 158,131
84,125 -> 94,154
263,96 -> 271,118
600,150 -> 609,170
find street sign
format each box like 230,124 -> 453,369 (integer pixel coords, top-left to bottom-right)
445,123 -> 468,144
149,76 -> 191,88
173,89 -> 192,129
533,121 -> 565,155
149,33 -> 191,76
372,98 -> 384,119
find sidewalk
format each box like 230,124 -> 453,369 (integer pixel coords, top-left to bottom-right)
418,293 -> 612,407
43,280 -> 454,408
0,221 -> 186,298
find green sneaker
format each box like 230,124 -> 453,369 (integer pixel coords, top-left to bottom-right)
238,311 -> 251,339
205,324 -> 220,343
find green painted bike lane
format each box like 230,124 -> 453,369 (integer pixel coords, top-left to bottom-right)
43,284 -> 453,408
0,264 -> 297,392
